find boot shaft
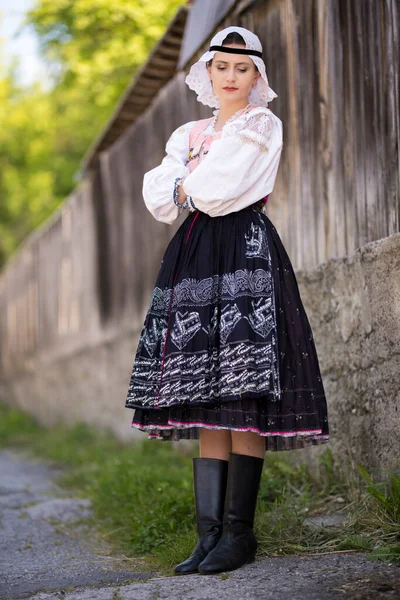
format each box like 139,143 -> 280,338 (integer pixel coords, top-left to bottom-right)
223,453 -> 264,529
193,457 -> 229,536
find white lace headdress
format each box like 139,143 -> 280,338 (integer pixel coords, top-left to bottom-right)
185,26 -> 277,109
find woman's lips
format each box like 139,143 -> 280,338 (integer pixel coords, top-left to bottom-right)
223,87 -> 238,92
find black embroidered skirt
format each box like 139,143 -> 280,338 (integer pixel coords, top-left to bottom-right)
125,207 -> 330,452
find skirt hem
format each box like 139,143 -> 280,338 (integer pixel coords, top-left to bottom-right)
130,419 -> 330,439
130,419 -> 330,450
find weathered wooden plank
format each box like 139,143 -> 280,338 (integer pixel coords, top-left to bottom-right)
384,0 -> 400,235
282,0 -> 303,267
331,0 -> 347,257
351,0 -> 368,249
363,0 -> 379,244
339,0 -> 356,255
374,0 -> 386,242
296,0 -> 318,267
317,0 -> 335,258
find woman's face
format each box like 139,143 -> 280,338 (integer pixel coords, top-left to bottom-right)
207,44 -> 260,105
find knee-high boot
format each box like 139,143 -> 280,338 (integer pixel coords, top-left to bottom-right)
174,457 -> 229,575
198,452 -> 264,574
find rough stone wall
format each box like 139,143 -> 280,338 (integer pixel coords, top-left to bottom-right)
296,232 -> 400,479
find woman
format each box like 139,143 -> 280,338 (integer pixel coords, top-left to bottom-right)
125,26 -> 330,575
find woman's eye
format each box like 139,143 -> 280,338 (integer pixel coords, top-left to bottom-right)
215,67 -> 248,72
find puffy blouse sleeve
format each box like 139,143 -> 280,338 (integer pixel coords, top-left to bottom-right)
142,121 -> 194,224
182,109 -> 283,217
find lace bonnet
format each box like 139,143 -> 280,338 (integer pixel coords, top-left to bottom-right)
185,26 -> 277,109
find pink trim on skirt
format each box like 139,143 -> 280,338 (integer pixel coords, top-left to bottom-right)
131,417 -> 329,439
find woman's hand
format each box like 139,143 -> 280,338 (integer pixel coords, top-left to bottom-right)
176,182 -> 188,205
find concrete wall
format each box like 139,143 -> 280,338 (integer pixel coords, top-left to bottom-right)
0,324 -> 140,443
296,232 -> 400,478
1,230 -> 399,478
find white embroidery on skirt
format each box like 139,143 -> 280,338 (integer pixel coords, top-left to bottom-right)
170,311 -> 202,350
128,341 -> 277,407
245,222 -> 269,260
137,317 -> 168,357
220,304 -> 242,344
248,297 -> 275,338
148,268 -> 273,314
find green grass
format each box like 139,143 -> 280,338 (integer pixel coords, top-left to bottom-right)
1,401 -> 399,572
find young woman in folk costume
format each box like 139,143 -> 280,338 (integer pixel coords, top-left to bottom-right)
125,26 -> 330,574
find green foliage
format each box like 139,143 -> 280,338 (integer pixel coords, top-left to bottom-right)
0,0 -> 183,269
84,447 -> 194,554
336,535 -> 373,551
26,0 -> 183,108
358,464 -> 400,523
0,401 -> 42,442
0,69 -> 56,264
370,545 -> 400,562
151,528 -> 197,571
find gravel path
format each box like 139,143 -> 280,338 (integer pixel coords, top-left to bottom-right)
0,450 -> 149,599
1,449 -> 399,600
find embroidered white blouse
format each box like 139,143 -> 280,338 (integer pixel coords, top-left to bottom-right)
142,106 -> 283,223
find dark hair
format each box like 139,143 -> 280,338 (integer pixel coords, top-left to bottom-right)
206,32 -> 259,71
222,32 -> 246,45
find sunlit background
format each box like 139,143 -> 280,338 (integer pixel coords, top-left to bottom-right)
0,0 -> 47,86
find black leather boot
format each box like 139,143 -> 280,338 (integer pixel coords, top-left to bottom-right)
174,457 -> 229,575
198,452 -> 264,574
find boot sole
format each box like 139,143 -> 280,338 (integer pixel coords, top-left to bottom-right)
174,569 -> 199,575
198,553 -> 256,575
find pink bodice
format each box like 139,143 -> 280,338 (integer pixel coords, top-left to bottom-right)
186,118 -> 221,173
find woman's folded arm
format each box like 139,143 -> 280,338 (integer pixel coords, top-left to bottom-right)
142,122 -> 195,224
182,110 -> 283,217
